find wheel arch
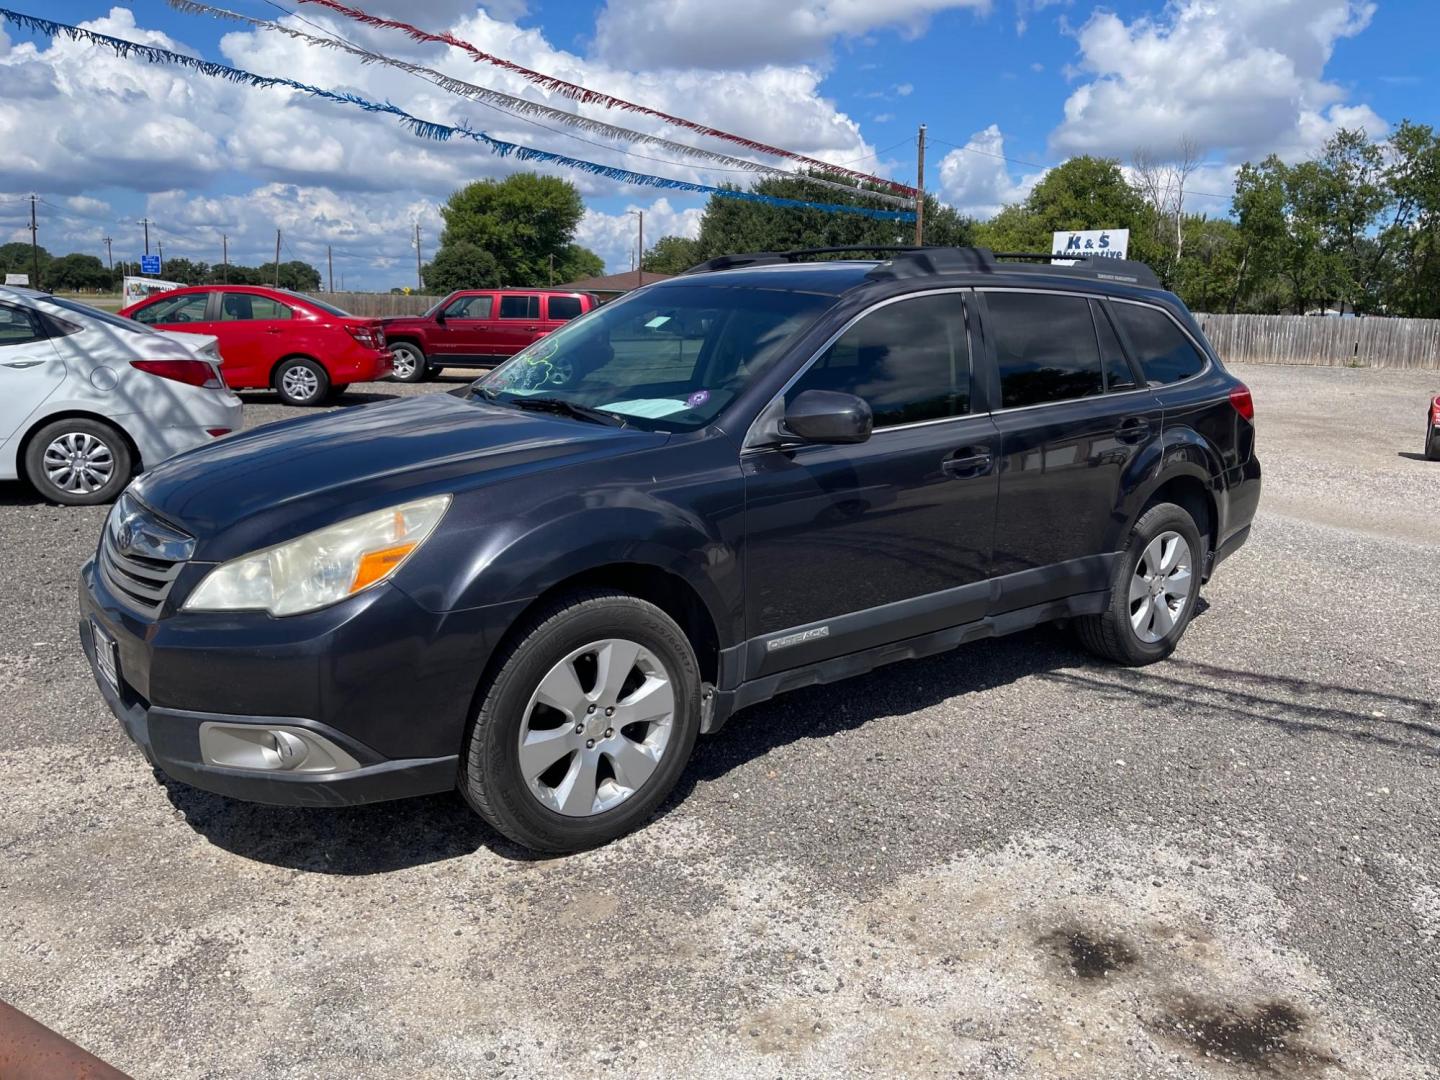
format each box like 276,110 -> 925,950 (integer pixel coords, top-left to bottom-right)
16,409 -> 144,476
269,353 -> 325,383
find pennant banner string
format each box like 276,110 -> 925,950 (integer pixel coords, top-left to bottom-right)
0,10 -> 916,223
167,0 -> 914,210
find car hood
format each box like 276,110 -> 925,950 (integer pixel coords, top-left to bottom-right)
131,392 -> 668,559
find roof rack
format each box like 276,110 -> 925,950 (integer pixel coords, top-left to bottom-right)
683,245 -> 1162,289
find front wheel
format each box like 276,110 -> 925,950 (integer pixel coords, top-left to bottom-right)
273,357 -> 330,406
389,342 -> 428,383
1076,502 -> 1203,666
460,590 -> 701,853
24,417 -> 134,505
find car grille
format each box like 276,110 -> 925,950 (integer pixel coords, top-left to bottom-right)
98,494 -> 194,618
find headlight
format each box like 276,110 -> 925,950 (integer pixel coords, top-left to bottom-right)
184,495 -> 451,616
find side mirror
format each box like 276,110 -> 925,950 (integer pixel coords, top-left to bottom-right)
434,310 -> 447,324
783,389 -> 873,445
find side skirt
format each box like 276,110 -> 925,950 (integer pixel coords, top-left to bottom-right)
702,589 -> 1109,734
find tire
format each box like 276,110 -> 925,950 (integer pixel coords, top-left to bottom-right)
327,383 -> 350,402
1425,419 -> 1440,462
460,589 -> 702,853
1076,502 -> 1204,666
24,417 -> 134,506
272,357 -> 329,406
389,342 -> 428,383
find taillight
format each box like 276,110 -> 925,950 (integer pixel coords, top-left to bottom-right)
1229,383 -> 1254,422
1431,396 -> 1440,425
131,360 -> 224,389
347,324 -> 381,349
206,428 -> 232,437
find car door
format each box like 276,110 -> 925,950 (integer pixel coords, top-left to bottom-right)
217,291 -> 294,387
742,290 -> 1000,678
435,293 -> 493,361
0,302 -> 65,444
492,293 -> 543,357
978,289 -> 1164,609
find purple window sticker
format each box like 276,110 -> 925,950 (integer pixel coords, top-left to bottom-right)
686,389 -> 710,408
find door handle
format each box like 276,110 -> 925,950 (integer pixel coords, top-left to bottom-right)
265,328 -> 284,334
1,360 -> 47,369
1116,416 -> 1151,444
942,447 -> 993,477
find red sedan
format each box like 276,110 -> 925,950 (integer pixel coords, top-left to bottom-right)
120,286 -> 393,406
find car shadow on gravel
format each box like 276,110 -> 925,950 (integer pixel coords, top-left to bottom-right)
240,388 -> 403,408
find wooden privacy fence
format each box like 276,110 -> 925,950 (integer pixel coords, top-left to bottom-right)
312,292 -> 442,317
1194,313 -> 1440,370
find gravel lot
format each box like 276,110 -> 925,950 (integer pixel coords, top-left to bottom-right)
2,364 -> 1438,1079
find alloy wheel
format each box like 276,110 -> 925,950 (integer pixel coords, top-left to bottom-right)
1128,530 -> 1192,644
517,638 -> 676,817
42,431 -> 115,495
391,346 -> 418,379
281,364 -> 321,402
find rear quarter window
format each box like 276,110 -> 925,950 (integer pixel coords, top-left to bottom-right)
547,296 -> 583,321
1110,302 -> 1206,385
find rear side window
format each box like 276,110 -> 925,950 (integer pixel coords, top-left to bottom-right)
788,293 -> 970,428
0,303 -> 45,346
135,293 -> 210,325
986,292 -> 1104,408
220,293 -> 292,321
1110,302 -> 1206,385
499,295 -> 540,320
547,296 -> 583,321
444,294 -> 492,319
1093,301 -> 1137,392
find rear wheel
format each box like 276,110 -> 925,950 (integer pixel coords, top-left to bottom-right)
273,357 -> 329,406
460,590 -> 701,852
389,342 -> 428,383
1076,502 -> 1203,666
24,417 -> 134,505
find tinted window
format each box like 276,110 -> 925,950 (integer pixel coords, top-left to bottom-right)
444,294 -> 493,319
499,295 -> 540,320
987,291 -> 1104,408
220,293 -> 292,321
0,303 -> 44,346
788,293 -> 970,428
1093,302 -> 1137,391
548,296 -> 583,321
287,291 -> 350,316
135,293 -> 210,325
1111,302 -> 1206,384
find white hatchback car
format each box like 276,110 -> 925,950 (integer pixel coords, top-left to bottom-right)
0,287 -> 243,505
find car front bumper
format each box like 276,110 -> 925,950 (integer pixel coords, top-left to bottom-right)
78,558 -> 523,807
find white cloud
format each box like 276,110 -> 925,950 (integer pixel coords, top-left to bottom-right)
594,0 -> 990,70
937,125 -> 1044,218
1051,0 -> 1385,163
574,197 -> 704,274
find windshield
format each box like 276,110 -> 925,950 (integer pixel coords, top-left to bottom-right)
474,285 -> 836,431
41,295 -> 159,335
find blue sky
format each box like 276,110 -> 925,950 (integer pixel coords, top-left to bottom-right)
4,0 -> 1437,288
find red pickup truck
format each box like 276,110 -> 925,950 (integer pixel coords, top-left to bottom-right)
382,289 -> 599,382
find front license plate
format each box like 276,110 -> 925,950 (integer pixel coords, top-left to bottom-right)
91,619 -> 120,695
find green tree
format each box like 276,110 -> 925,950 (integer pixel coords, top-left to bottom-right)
0,241 -> 50,283
1376,121 -> 1440,317
554,243 -> 604,282
976,156 -> 1150,254
422,240 -> 500,293
642,235 -> 702,274
45,253 -> 111,291
433,173 -> 600,286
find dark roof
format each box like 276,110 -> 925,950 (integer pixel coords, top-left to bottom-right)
555,270 -> 673,292
651,260 -> 877,296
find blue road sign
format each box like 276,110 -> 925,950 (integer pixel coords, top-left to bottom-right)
140,255 -> 161,275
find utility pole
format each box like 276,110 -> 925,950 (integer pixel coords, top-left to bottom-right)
157,238 -> 164,273
273,229 -> 281,288
548,253 -> 554,286
140,217 -> 150,256
914,123 -> 927,247
28,195 -> 40,290
630,209 -> 644,289
221,234 -> 228,284
102,235 -> 113,273
414,222 -> 422,292
327,245 -> 334,293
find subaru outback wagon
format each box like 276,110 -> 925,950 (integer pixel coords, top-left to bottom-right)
80,247 -> 1260,852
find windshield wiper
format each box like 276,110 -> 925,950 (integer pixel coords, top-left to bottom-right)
506,395 -> 627,427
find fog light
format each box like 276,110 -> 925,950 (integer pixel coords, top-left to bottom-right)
198,723 -> 362,774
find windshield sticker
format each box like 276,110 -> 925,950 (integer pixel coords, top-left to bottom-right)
599,398 -> 691,419
685,389 -> 710,408
644,316 -> 672,329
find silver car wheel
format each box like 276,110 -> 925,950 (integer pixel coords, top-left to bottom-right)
1128,530 -> 1193,644
391,345 -> 419,379
517,638 -> 676,817
281,364 -> 321,401
42,431 -> 115,494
